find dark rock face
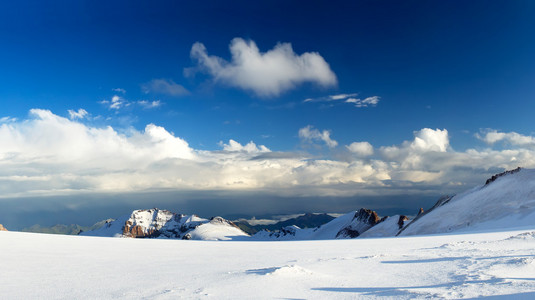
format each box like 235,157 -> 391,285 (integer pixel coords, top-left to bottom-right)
354,208 -> 381,226
0,224 -> 7,231
397,215 -> 409,229
336,227 -> 360,238
261,225 -> 301,238
335,208 -> 381,238
485,167 -> 522,185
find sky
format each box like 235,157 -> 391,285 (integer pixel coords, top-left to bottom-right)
1,1 -> 535,229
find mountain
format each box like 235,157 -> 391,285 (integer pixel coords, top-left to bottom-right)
235,213 -> 335,234
80,208 -> 249,241
0,224 -> 7,231
22,219 -> 114,235
251,208 -> 406,240
399,167 -> 535,236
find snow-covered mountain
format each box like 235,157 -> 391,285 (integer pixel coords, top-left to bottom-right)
253,167 -> 535,240
399,167 -> 535,236
251,208 -> 408,240
80,208 -> 249,241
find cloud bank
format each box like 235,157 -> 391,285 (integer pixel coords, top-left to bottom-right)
188,38 -> 337,97
0,110 -> 534,200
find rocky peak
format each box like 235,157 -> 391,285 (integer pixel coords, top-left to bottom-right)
0,224 -> 7,231
354,208 -> 381,226
397,215 -> 409,229
122,208 -> 178,238
336,208 -> 381,238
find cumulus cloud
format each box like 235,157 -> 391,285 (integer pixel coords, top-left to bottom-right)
188,38 -> 337,97
142,79 -> 189,97
346,141 -> 374,157
476,130 -> 535,147
219,139 -> 270,153
68,109 -> 88,120
0,111 -> 533,200
299,125 -> 338,148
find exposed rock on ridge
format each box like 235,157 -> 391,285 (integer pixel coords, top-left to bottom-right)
335,208 -> 382,238
0,224 -> 7,231
485,167 -> 521,185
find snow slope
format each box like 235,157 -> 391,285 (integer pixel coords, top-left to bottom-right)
400,168 -> 535,236
2,229 -> 535,299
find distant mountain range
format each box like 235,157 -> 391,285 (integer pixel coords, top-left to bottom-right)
235,213 -> 335,234
20,167 -> 535,240
22,219 -> 114,235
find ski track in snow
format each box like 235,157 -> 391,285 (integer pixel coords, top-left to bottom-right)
2,229 -> 535,299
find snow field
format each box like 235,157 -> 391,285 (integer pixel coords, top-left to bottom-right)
1,228 -> 535,299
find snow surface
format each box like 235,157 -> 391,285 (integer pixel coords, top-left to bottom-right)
2,228 -> 535,299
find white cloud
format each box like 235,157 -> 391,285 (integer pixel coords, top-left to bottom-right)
0,116 -> 17,123
112,88 -> 126,94
188,38 -> 337,97
299,125 -> 338,148
68,109 -> 88,120
101,95 -> 162,111
219,139 -> 270,153
304,93 -> 380,108
100,95 -> 127,110
137,100 -> 162,109
0,111 -> 534,199
346,141 -> 374,157
476,130 -> 535,147
350,96 -> 380,107
330,93 -> 358,101
142,79 -> 189,97
380,128 -> 449,162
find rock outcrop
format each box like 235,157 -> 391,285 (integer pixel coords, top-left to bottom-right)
0,224 -> 7,231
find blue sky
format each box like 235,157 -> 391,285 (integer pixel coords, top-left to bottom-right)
1,1 -> 535,228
